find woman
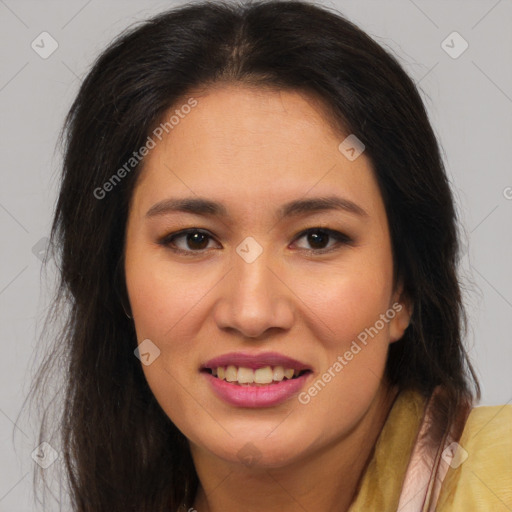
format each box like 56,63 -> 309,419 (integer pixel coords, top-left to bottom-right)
29,1 -> 511,511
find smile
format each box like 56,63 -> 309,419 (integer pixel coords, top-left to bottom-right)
200,352 -> 313,407
203,365 -> 310,385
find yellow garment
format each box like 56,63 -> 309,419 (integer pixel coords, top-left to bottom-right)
348,389 -> 512,511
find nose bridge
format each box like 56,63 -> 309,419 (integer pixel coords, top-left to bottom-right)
213,238 -> 294,338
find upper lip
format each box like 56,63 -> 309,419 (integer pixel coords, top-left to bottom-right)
201,351 -> 312,371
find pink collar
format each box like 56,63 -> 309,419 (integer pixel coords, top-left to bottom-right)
397,386 -> 473,511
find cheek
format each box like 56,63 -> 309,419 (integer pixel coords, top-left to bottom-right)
125,249 -> 204,388
289,251 -> 395,413
301,274 -> 392,394
126,248 -> 207,342
293,255 -> 394,351
126,256 -> 213,438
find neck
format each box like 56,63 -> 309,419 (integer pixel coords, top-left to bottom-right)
189,382 -> 399,512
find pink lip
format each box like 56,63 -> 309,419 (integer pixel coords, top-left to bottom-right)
203,371 -> 312,408
201,351 -> 311,371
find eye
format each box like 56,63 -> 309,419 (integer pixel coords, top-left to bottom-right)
158,227 -> 353,256
158,229 -> 219,255
292,228 -> 353,253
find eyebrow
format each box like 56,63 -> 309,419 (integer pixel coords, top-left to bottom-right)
145,195 -> 368,220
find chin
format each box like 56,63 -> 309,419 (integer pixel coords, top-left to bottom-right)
194,428 -> 316,470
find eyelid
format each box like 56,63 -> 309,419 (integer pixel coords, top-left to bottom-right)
158,227 -> 354,255
292,227 -> 354,252
158,228 -> 219,255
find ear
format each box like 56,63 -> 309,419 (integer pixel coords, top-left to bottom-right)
388,281 -> 413,343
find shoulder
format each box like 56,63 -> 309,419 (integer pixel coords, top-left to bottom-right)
436,402 -> 512,511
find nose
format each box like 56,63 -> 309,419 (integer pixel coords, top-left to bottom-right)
212,246 -> 295,339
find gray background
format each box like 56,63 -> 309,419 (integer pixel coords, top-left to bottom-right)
1,0 -> 511,510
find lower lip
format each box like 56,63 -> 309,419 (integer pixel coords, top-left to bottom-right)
203,371 -> 312,408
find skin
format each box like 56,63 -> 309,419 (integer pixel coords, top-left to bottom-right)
124,84 -> 412,512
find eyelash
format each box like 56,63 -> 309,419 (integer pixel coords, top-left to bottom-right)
158,227 -> 353,256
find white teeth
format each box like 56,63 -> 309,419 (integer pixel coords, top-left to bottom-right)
225,365 -> 237,382
273,366 -> 284,381
237,367 -> 254,384
212,365 -> 304,385
254,366 -> 273,384
284,368 -> 294,379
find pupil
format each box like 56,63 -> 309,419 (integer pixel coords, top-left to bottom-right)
188,232 -> 208,250
308,231 -> 328,249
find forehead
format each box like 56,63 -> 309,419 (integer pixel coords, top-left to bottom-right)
130,84 -> 382,220
168,84 -> 342,148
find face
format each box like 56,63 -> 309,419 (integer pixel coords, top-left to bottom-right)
124,84 -> 411,468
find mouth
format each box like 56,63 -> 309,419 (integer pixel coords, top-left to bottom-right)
200,351 -> 313,386
200,352 -> 313,407
201,366 -> 312,386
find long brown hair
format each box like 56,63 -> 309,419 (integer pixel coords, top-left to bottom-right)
24,1 -> 480,510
